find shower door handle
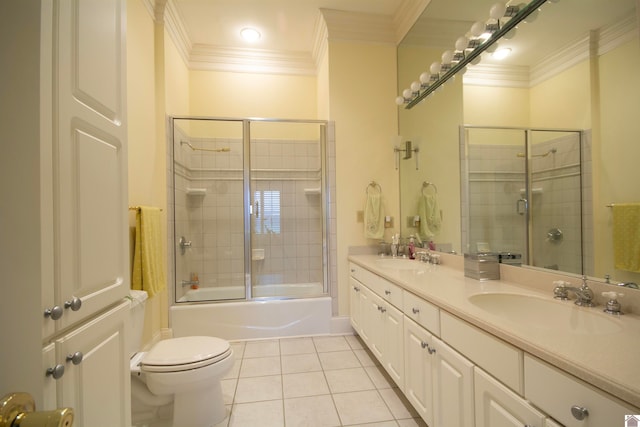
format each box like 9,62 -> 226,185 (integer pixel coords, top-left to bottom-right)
516,198 -> 528,215
254,200 -> 259,218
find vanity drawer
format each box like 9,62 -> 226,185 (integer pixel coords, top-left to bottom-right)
524,355 -> 638,427
375,276 -> 403,308
403,291 -> 440,336
441,311 -> 523,394
349,262 -> 402,308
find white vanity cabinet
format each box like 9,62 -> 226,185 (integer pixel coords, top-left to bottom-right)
404,317 -> 437,426
350,265 -> 404,388
404,317 -> 474,427
475,368 -> 547,427
525,355 -> 637,427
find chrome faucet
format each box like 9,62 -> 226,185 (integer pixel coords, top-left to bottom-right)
553,275 -> 594,307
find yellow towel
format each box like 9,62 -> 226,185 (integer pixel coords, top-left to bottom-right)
364,192 -> 384,239
132,206 -> 166,297
613,203 -> 640,273
417,194 -> 442,240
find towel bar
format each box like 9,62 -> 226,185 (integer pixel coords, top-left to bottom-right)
366,181 -> 382,194
129,206 -> 163,212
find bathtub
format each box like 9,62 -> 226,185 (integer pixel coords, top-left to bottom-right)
171,284 -> 331,340
177,282 -> 325,302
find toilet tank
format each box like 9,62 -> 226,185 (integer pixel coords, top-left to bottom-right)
129,290 -> 149,357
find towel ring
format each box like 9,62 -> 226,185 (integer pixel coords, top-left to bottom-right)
422,181 -> 438,196
366,181 -> 382,195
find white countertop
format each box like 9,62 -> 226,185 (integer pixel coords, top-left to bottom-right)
348,254 -> 640,409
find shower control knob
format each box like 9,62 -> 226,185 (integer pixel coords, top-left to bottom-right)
44,305 -> 63,320
66,352 -> 83,365
64,296 -> 82,311
46,364 -> 65,380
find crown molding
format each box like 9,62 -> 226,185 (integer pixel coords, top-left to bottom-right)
464,64 -> 531,88
163,0 -> 192,66
320,9 -> 396,45
188,45 -> 317,76
393,0 -> 431,45
312,13 -> 329,69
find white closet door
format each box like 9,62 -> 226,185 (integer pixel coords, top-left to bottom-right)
54,0 -> 129,331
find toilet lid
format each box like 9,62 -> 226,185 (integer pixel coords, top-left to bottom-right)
141,336 -> 231,373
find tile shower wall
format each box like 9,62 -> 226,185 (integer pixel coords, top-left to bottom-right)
464,133 -> 592,275
168,121 -> 337,306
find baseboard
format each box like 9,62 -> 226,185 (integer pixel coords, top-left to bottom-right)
330,316 -> 354,335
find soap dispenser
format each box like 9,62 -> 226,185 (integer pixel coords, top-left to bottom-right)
408,236 -> 416,260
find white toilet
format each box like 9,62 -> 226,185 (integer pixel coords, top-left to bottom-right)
129,290 -> 234,427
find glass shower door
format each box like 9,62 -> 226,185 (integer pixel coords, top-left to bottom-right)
172,118 -> 246,301
462,126 -> 584,274
249,121 -> 326,299
463,127 -> 528,259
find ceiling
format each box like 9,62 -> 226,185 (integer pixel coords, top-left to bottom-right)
169,0 -> 420,74
163,0 -> 637,77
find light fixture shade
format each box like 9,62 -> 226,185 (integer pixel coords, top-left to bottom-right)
410,81 -> 421,92
395,96 -> 405,106
441,50 -> 454,64
470,21 -> 486,37
430,61 -> 442,74
419,72 -> 430,84
489,2 -> 507,19
485,42 -> 499,53
402,88 -> 413,99
503,28 -> 517,39
523,8 -> 540,23
455,36 -> 469,51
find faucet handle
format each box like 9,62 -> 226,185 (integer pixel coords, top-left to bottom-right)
602,291 -> 624,315
553,280 -> 570,300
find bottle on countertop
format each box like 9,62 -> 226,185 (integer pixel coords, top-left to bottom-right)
408,236 -> 416,259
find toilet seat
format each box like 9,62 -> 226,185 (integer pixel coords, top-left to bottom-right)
141,336 -> 232,373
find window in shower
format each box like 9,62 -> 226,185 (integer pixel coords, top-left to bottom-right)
253,190 -> 281,234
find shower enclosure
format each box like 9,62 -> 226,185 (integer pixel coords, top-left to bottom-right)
460,126 -> 592,275
169,117 -> 331,302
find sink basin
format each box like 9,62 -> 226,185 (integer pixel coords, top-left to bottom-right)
375,258 -> 426,271
468,292 -> 623,335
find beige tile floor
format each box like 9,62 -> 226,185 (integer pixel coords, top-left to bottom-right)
214,334 -> 427,427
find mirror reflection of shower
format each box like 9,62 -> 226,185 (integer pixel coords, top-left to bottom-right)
169,117 -> 331,303
460,126 -> 592,275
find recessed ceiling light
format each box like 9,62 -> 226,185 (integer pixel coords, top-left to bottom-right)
240,27 -> 261,42
492,47 -> 512,60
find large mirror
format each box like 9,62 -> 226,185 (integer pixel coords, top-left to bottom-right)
397,0 -> 640,286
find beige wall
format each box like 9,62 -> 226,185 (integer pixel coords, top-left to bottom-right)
595,37 -> 640,284
127,0 -> 172,346
189,70 -> 317,119
328,40 -> 399,315
397,45 -> 463,253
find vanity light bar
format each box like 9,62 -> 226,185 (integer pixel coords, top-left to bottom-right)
403,0 -> 549,109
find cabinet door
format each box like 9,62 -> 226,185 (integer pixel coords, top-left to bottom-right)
433,338 -> 474,427
55,301 -> 130,427
363,288 -> 385,361
475,368 -> 546,427
349,277 -> 363,334
383,303 -> 404,390
53,0 -> 129,333
404,317 -> 435,426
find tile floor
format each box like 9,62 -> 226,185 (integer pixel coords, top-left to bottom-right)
216,334 -> 426,427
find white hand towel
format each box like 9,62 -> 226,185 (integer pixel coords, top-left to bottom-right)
364,192 -> 384,239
